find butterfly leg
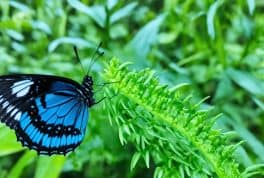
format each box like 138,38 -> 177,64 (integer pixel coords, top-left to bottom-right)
94,81 -> 120,94
94,92 -> 118,105
94,81 -> 120,87
93,97 -> 106,105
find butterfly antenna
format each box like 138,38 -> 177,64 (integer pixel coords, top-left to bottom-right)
73,46 -> 85,74
86,42 -> 104,75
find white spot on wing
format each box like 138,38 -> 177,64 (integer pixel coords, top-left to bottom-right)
12,80 -> 33,97
14,112 -> 22,120
11,108 -> 18,117
7,105 -> 15,113
2,101 -> 9,109
16,86 -> 31,97
12,80 -> 31,87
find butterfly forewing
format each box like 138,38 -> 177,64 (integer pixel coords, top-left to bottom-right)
0,75 -> 89,155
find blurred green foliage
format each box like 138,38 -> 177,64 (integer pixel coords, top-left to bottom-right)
0,0 -> 263,177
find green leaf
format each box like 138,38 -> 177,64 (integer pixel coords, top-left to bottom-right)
34,156 -> 65,178
227,68 -> 264,97
242,164 -> 264,178
223,108 -> 264,162
207,0 -> 223,39
0,0 -> 10,19
110,2 -> 137,24
8,152 -> 37,178
9,0 -> 31,12
154,167 -> 163,178
143,151 -> 150,168
48,37 -> 94,52
246,0 -> 255,15
6,30 -> 24,41
234,146 -> 253,167
127,14 -> 165,60
252,97 -> 264,111
31,21 -> 51,34
214,73 -> 234,101
0,125 -> 24,156
107,0 -> 118,10
234,122 -> 264,162
11,42 -> 27,53
130,152 -> 141,170
67,0 -> 106,27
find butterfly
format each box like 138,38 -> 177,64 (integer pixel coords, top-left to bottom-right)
0,44 -> 103,155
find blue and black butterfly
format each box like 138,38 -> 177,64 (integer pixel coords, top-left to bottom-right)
0,44 -> 103,155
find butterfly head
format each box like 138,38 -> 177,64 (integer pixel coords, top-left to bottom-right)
81,75 -> 95,107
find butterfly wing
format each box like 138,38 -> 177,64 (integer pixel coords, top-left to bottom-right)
0,74 -> 89,155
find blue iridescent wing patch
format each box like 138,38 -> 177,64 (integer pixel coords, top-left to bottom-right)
0,75 -> 92,155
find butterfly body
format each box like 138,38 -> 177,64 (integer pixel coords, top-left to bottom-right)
0,74 -> 94,155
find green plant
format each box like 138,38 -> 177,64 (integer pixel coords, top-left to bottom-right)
102,58 -> 263,178
0,0 -> 264,177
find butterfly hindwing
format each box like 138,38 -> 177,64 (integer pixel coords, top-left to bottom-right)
0,75 -> 89,155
